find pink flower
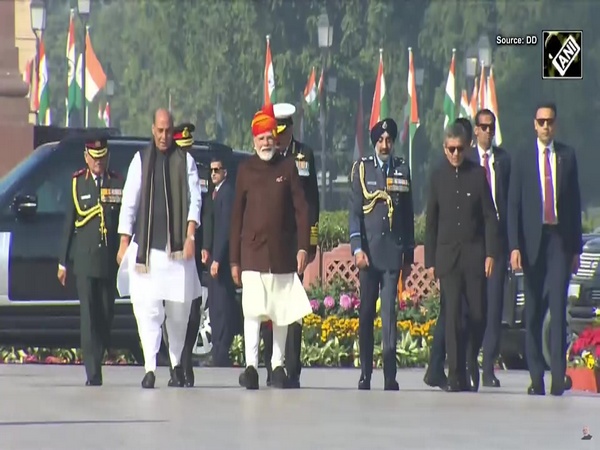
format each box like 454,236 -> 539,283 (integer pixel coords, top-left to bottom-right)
339,294 -> 352,310
309,299 -> 320,312
324,296 -> 335,309
399,300 -> 407,311
351,295 -> 361,310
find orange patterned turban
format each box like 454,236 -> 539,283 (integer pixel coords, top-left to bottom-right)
251,103 -> 278,137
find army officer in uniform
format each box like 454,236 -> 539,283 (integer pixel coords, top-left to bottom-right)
349,118 -> 415,391
255,103 -> 320,388
163,123 -> 214,387
58,131 -> 124,386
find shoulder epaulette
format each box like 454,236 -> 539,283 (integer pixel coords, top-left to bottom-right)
361,156 -> 374,162
72,168 -> 87,178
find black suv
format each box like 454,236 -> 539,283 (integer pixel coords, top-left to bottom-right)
0,136 -> 249,360
499,233 -> 600,368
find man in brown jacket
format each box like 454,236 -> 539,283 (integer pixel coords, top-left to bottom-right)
230,103 -> 312,390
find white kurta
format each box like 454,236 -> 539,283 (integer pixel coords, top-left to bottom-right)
241,271 -> 312,326
116,151 -> 203,303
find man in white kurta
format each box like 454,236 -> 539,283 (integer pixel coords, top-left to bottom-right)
116,108 -> 202,389
229,104 -> 312,390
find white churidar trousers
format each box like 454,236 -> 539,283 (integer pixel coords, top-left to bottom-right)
243,316 -> 288,369
117,241 -> 202,372
240,271 -> 311,369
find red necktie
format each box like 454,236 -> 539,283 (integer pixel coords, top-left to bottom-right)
543,148 -> 556,224
483,153 -> 491,186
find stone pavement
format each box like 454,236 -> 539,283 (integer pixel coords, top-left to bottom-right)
0,365 -> 598,450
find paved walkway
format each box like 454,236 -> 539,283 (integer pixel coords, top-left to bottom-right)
0,365 -> 597,450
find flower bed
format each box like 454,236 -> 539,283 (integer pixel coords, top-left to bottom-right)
566,310 -> 600,392
230,276 -> 439,368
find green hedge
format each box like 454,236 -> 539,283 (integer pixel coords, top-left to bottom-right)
319,211 -> 425,252
320,210 -> 596,252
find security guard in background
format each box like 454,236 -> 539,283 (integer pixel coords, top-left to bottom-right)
162,122 -> 214,387
349,118 -> 415,391
257,103 -> 319,388
57,131 -> 123,386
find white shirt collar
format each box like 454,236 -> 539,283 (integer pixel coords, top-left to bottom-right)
215,180 -> 225,191
537,139 -> 554,154
477,145 -> 492,158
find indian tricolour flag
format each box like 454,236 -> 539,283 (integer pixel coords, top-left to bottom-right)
303,67 -> 318,112
458,89 -> 472,119
263,35 -> 275,104
369,48 -> 389,130
37,36 -> 51,125
486,67 -> 502,146
76,26 -> 106,126
443,48 -> 456,131
65,8 -> 79,126
478,63 -> 487,110
407,47 -> 420,173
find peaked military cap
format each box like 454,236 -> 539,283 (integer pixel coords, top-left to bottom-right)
173,123 -> 195,147
370,118 -> 398,147
83,130 -> 110,158
273,103 -> 296,134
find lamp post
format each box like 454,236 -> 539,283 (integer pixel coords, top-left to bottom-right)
317,12 -> 333,211
465,45 -> 478,97
478,35 -> 492,68
77,0 -> 91,127
29,0 -> 46,123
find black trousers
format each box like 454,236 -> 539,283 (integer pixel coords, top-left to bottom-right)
76,275 -> 115,382
523,227 -> 570,386
358,267 -> 400,381
481,254 -> 507,375
208,268 -> 239,367
439,262 -> 486,382
261,273 -> 304,380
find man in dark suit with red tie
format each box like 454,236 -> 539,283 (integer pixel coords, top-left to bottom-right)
507,102 -> 582,396
206,156 -> 239,366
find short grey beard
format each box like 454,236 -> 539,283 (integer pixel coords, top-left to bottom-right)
257,147 -> 275,161
377,152 -> 391,162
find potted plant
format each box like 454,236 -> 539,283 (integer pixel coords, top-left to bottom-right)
566,313 -> 600,393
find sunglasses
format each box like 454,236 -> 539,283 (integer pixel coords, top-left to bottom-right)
477,124 -> 495,132
446,146 -> 464,154
536,118 -> 555,126
210,167 -> 223,173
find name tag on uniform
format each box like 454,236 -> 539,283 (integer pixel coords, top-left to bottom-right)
386,176 -> 410,193
100,188 -> 122,203
80,194 -> 91,200
295,160 -> 310,177
199,178 -> 208,193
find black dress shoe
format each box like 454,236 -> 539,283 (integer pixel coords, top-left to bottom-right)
527,383 -> 545,395
141,371 -> 155,389
85,379 -> 102,386
240,366 -> 259,390
287,377 -> 301,389
423,371 -> 448,390
468,367 -> 480,392
184,368 -> 195,387
445,378 -> 463,392
482,374 -> 501,388
358,375 -> 371,390
384,379 -> 399,391
271,366 -> 288,389
168,366 -> 185,387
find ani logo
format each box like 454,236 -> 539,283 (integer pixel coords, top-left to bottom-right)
542,31 -> 582,79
